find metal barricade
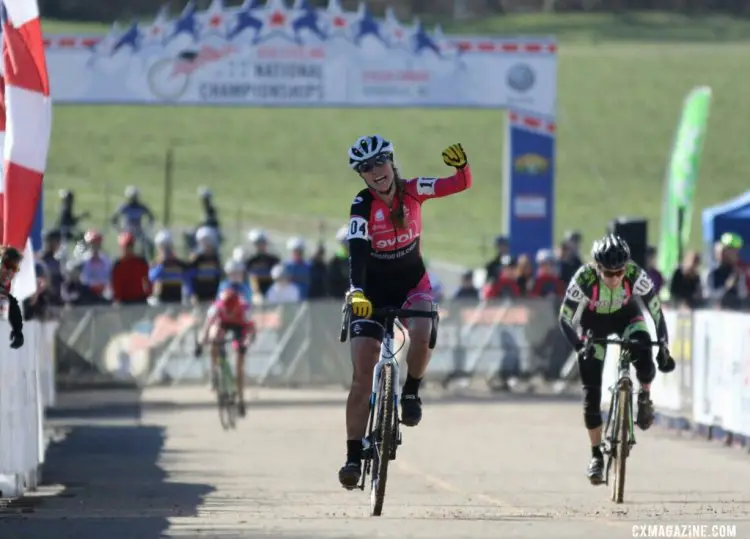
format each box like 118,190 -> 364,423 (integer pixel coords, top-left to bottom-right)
54,297 -> 567,388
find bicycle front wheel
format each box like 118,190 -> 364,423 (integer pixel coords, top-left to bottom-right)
611,386 -> 630,503
370,363 -> 396,517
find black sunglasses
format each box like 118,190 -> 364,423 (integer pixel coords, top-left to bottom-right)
599,266 -> 625,278
356,154 -> 391,173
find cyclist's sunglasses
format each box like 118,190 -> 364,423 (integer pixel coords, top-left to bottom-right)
599,266 -> 625,278
1,258 -> 19,273
356,154 -> 391,173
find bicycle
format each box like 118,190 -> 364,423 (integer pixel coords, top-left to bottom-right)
195,334 -> 241,431
584,335 -> 666,504
339,303 -> 439,517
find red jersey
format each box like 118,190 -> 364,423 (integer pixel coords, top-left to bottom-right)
347,168 -> 472,289
207,297 -> 254,330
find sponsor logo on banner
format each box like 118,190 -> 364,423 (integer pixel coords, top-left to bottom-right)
39,2 -> 556,112
506,63 -> 535,92
513,153 -> 549,175
513,196 -> 546,219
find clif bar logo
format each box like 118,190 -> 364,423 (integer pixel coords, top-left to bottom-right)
513,153 -> 549,175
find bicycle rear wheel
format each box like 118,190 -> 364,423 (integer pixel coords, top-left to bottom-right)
611,386 -> 630,503
370,363 -> 395,517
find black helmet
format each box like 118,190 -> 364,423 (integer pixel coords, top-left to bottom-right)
592,234 -> 630,270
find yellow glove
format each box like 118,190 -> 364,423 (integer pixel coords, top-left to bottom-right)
442,143 -> 467,169
347,290 -> 373,319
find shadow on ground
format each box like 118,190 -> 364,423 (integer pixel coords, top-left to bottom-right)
0,390 -> 215,539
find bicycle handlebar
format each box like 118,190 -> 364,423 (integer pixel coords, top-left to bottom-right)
586,337 -> 666,348
339,304 -> 440,349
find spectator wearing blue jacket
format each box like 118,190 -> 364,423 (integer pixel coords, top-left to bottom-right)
217,259 -> 253,305
283,237 -> 311,299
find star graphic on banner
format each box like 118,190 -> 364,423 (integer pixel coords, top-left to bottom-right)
291,0 -> 327,42
142,4 -> 172,47
353,3 -> 387,47
167,1 -> 201,43
227,0 -> 264,41
382,6 -> 409,50
112,22 -> 143,54
252,0 -> 297,45
412,20 -> 440,56
86,22 -> 122,65
324,0 -> 355,42
200,0 -> 230,39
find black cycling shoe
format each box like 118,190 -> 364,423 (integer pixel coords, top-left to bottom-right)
400,394 -> 422,427
238,401 -> 246,418
636,390 -> 655,431
338,460 -> 361,490
587,456 -> 604,485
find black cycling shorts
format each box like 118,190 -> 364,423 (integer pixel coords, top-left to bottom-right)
349,267 -> 433,342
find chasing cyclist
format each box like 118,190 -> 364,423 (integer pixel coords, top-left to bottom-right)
558,233 -> 676,485
195,287 -> 256,417
338,135 -> 472,489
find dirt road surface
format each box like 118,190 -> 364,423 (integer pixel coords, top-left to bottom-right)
2,386 -> 749,539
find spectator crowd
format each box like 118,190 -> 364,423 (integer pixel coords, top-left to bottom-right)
24,187 -> 750,322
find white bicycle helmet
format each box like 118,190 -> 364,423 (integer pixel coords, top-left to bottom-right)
154,229 -> 172,246
247,228 -> 268,244
224,259 -> 244,274
124,185 -> 139,198
231,246 -> 246,262
195,226 -> 217,244
286,236 -> 305,252
335,226 -> 348,243
348,135 -> 394,169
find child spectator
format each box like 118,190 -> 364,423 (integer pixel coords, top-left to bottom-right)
266,264 -> 301,304
530,249 -> 565,298
283,237 -> 311,299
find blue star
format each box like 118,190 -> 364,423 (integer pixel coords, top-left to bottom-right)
170,1 -> 201,41
112,22 -> 143,53
293,3 -> 327,41
413,22 -> 440,56
228,3 -> 263,40
353,5 -> 386,46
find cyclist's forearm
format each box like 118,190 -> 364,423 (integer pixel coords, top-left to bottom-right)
558,299 -> 583,351
348,238 -> 369,291
641,291 -> 669,344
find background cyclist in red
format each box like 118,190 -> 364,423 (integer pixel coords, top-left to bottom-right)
195,287 -> 256,416
339,135 -> 472,489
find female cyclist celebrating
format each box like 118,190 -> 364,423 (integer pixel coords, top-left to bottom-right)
339,135 -> 472,489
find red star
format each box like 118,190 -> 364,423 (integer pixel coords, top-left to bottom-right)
210,14 -> 222,28
270,11 -> 286,26
394,29 -> 403,39
333,16 -> 346,28
151,26 -> 161,36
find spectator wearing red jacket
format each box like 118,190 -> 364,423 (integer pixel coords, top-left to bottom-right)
530,249 -> 565,298
112,232 -> 150,304
482,255 -> 521,299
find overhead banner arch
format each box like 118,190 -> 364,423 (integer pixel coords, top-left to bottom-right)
42,0 -> 558,257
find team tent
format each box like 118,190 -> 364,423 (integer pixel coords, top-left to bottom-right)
702,190 -> 750,264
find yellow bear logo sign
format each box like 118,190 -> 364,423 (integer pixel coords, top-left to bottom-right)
514,154 -> 549,175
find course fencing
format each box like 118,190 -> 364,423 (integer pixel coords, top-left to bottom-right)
0,319 -> 56,499
54,298 -> 570,389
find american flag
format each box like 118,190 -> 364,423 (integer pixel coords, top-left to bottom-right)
1,0 -> 51,300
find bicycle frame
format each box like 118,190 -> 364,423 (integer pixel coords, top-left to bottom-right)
363,320 -> 404,463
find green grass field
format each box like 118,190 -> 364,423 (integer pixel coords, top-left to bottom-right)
43,12 -> 750,265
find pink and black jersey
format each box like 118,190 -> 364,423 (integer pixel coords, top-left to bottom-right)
346,168 -> 472,292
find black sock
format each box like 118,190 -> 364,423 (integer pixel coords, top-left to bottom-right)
591,446 -> 603,459
403,374 -> 422,396
347,439 -> 363,462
